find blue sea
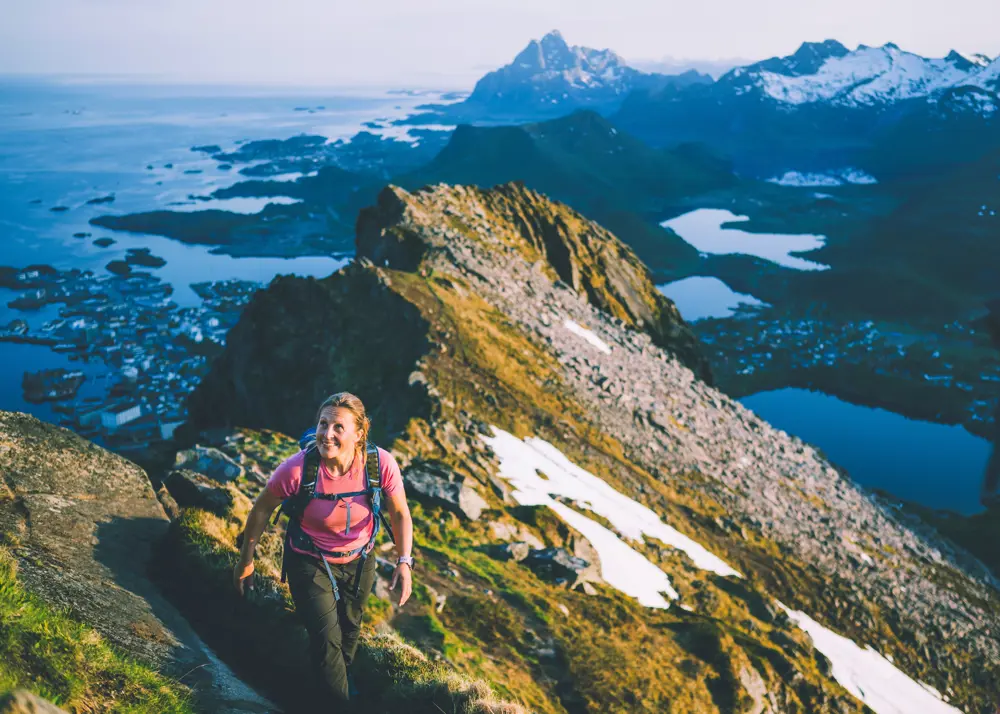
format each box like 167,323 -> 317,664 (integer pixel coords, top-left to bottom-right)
0,78 -> 435,421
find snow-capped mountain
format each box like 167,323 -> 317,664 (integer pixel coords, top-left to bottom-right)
463,30 -> 710,116
721,40 -> 999,108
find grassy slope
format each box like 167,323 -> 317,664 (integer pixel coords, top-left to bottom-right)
388,268 -> 1000,712
0,548 -> 193,714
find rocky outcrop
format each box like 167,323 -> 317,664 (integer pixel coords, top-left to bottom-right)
174,445 -> 244,482
356,182 -> 712,383
164,469 -> 236,516
403,460 -> 489,521
0,411 -> 272,713
184,264 -> 433,441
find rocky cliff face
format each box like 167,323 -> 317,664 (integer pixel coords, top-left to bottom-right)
185,182 -> 1000,713
0,411 -> 271,713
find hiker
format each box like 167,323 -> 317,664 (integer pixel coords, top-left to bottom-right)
232,391 -> 413,704
980,300 -> 1000,509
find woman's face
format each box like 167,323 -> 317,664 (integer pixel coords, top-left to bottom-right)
316,406 -> 361,463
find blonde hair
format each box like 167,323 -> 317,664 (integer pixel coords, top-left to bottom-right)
315,391 -> 371,465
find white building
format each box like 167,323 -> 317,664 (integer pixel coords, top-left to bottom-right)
101,403 -> 142,430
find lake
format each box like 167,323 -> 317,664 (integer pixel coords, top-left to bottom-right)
656,275 -> 766,321
741,388 -> 991,514
661,208 -> 828,271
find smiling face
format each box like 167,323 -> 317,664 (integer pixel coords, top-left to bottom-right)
315,406 -> 362,465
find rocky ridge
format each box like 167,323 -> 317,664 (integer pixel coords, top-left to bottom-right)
369,183 -> 1000,695
185,182 -> 1000,712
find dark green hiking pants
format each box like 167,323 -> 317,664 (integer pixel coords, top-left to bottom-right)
284,548 -> 378,707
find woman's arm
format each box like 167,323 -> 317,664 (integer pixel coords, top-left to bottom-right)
384,488 -> 413,606
233,487 -> 284,596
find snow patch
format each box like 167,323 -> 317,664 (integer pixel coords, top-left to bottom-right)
563,320 -> 612,354
767,169 -> 877,186
779,605 -> 964,714
481,428 -> 740,608
482,428 -> 968,714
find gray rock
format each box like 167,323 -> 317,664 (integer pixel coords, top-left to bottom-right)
0,412 -> 274,713
404,461 -> 488,521
163,469 -> 235,517
0,690 -> 68,714
174,445 -> 244,482
489,541 -> 531,562
523,547 -> 592,586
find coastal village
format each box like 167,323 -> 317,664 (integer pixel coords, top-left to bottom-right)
695,309 -> 1000,431
1,262 -> 261,452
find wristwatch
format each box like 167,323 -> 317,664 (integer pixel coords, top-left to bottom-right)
397,555 -> 414,569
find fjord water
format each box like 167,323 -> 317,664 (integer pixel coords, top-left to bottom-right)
0,79 -> 421,423
659,211 -> 990,514
1,81 -> 990,514
741,388 -> 990,514
656,275 -> 766,321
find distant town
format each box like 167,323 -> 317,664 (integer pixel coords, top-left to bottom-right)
695,308 -> 1000,435
1,263 -> 260,452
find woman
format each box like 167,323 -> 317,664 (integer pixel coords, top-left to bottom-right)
233,391 -> 413,704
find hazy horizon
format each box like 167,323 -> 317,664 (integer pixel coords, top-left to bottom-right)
4,0 -> 1000,89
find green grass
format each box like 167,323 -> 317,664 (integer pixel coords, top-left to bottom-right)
0,548 -> 193,714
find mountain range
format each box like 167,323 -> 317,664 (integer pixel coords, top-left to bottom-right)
415,32 -> 1000,176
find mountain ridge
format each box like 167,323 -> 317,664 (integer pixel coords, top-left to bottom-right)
182,182 -> 1000,713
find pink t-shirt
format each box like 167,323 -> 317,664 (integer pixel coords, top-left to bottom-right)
267,447 -> 404,563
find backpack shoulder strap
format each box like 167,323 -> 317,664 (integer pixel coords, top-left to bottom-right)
276,446 -> 319,524
364,442 -> 395,545
364,442 -> 381,489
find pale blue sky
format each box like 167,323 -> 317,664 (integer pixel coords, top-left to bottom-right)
3,0 -> 998,87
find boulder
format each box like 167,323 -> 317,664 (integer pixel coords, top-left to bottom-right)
523,547 -> 596,587
489,541 -> 531,562
0,690 -> 68,714
488,520 -> 545,549
174,445 -> 244,482
163,469 -> 235,516
404,461 -> 488,521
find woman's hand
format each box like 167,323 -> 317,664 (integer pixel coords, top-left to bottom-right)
233,561 -> 255,597
390,562 -> 412,606
233,489 -> 282,597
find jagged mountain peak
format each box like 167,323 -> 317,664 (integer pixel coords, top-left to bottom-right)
539,28 -> 568,49
789,39 -> 851,69
462,31 -> 671,115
